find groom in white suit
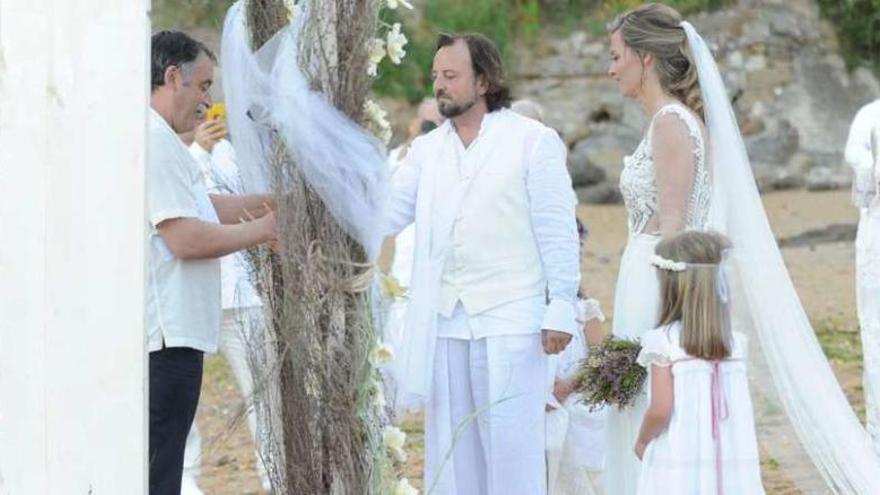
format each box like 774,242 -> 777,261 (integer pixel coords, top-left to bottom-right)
384,33 -> 580,494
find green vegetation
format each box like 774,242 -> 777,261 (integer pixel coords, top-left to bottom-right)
812,316 -> 866,421
817,0 -> 880,75
149,1 -> 734,102
373,1 -> 530,102
813,317 -> 863,365
151,0 -> 236,31
761,457 -> 780,471
373,0 -> 734,102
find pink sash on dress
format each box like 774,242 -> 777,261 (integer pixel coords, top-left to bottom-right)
672,357 -> 741,495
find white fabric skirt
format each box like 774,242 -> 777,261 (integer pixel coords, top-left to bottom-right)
605,234 -> 661,495
546,397 -> 605,495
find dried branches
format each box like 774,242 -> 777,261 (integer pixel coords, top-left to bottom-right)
243,1 -> 384,493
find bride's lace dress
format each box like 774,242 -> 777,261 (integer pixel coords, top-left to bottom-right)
605,102 -> 709,495
618,103 -> 710,238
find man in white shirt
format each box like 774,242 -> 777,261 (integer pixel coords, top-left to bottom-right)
846,99 -> 880,456
385,33 -> 579,494
178,109 -> 271,494
148,31 -> 277,495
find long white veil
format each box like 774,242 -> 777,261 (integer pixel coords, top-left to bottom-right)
682,21 -> 880,493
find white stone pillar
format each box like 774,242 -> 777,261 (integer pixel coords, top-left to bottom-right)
0,0 -> 149,492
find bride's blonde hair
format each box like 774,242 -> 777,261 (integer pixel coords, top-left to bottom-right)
609,3 -> 703,119
655,231 -> 732,360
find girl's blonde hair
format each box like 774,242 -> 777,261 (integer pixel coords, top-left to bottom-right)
655,231 -> 732,360
608,3 -> 703,119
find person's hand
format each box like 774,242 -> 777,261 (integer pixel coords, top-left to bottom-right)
243,205 -> 277,246
257,209 -> 277,245
634,440 -> 648,461
553,378 -> 575,404
542,329 -> 572,355
194,118 -> 226,153
259,210 -> 278,242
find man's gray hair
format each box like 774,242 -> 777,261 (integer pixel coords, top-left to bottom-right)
151,31 -> 216,91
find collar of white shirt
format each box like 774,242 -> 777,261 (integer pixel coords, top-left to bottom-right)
442,108 -> 506,152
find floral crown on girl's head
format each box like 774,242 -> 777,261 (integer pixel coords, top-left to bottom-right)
650,252 -> 731,302
650,254 -> 687,272
649,254 -> 725,271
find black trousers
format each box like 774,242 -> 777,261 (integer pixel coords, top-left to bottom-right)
149,347 -> 204,495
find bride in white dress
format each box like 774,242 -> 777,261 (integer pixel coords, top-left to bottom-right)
604,5 -> 710,493
604,4 -> 880,494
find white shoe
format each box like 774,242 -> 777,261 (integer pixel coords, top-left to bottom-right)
181,474 -> 204,495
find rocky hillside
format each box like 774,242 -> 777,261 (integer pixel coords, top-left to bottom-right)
512,0 -> 880,203
173,0 -> 880,204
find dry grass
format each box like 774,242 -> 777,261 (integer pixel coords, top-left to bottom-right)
239,1 -> 385,493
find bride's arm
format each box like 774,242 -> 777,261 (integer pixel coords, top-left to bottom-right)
652,113 -> 697,239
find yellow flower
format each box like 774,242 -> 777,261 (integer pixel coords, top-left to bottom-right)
381,274 -> 408,299
206,102 -> 226,121
370,341 -> 395,366
283,0 -> 297,22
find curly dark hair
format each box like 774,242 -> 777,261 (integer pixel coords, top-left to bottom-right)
436,33 -> 512,112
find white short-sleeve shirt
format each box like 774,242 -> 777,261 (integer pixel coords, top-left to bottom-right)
189,140 -> 263,310
145,108 -> 221,353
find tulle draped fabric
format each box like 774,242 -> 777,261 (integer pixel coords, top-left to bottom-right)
221,1 -> 388,259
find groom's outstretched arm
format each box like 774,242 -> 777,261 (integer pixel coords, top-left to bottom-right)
383,142 -> 422,237
525,127 -> 581,351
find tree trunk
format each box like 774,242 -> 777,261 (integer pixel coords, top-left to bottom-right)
244,1 -> 381,493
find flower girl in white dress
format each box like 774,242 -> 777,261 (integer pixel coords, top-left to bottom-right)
545,297 -> 606,495
634,231 -> 763,495
545,219 -> 608,495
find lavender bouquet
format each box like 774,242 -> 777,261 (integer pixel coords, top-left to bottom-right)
575,336 -> 647,411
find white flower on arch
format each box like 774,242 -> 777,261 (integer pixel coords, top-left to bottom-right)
386,23 -> 408,65
386,0 -> 414,10
367,38 -> 386,76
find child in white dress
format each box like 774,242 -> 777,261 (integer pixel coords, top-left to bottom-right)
545,218 -> 608,495
634,231 -> 764,495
